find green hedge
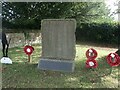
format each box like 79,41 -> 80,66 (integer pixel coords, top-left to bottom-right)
76,23 -> 119,45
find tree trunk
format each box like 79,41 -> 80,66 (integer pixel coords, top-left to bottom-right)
116,49 -> 120,56
116,23 -> 120,56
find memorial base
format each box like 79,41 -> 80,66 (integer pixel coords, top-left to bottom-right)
0,57 -> 12,64
38,58 -> 75,72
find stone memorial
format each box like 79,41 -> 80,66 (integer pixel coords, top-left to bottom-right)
38,19 -> 76,72
0,31 -> 12,64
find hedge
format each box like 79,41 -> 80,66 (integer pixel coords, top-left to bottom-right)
76,22 -> 120,45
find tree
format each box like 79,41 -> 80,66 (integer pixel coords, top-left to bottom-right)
115,23 -> 120,55
2,2 -> 73,29
112,1 -> 120,55
2,2 -> 111,30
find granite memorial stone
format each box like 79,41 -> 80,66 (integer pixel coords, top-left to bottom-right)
38,19 -> 76,72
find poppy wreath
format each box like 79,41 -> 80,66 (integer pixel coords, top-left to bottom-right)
86,59 -> 98,68
24,45 -> 34,55
86,48 -> 98,60
106,53 -> 120,67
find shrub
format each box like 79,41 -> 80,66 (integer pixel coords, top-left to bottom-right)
76,22 -> 119,45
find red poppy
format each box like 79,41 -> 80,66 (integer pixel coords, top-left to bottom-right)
24,45 -> 34,55
106,53 -> 120,67
86,59 -> 98,68
86,48 -> 98,59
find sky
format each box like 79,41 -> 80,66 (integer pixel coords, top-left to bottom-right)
105,0 -> 119,21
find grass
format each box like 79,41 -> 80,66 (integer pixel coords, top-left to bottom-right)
1,43 -> 119,88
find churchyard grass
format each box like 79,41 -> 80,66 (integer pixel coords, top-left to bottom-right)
2,43 -> 119,88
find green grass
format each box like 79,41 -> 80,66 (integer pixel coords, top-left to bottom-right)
2,43 -> 119,88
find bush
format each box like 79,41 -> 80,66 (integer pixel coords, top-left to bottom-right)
76,22 -> 119,45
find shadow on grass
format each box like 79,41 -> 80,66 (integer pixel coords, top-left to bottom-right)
74,56 -> 112,84
97,56 -> 112,76
2,45 -> 115,88
2,62 -> 68,88
2,57 -> 113,88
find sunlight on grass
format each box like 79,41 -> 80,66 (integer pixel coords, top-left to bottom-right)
2,44 -> 119,88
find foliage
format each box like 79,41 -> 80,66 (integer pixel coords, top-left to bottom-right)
2,2 -> 112,29
2,2 -> 71,29
76,22 -> 119,45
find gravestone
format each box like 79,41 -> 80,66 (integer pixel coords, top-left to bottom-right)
38,19 -> 76,72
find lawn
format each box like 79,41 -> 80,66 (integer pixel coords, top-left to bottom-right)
1,43 -> 119,88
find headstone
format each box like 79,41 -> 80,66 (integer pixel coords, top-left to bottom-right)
38,19 -> 76,72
